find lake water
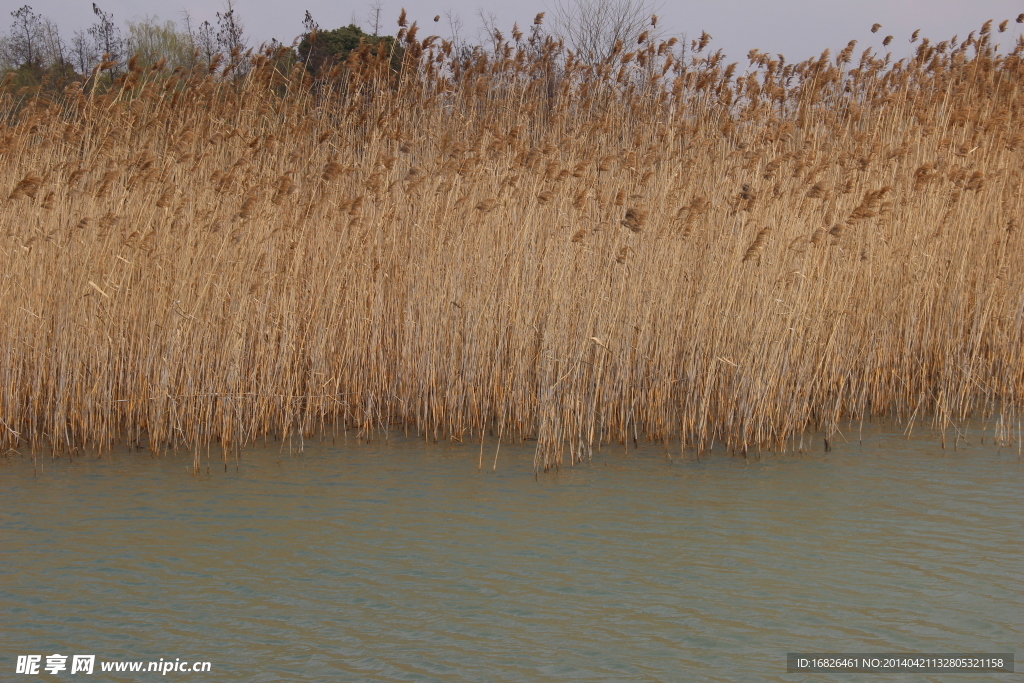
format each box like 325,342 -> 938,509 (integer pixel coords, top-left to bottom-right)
2,426 -> 1021,681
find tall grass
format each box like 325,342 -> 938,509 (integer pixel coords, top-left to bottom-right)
2,21 -> 1023,471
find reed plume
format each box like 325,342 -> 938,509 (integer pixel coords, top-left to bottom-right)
1,18 -> 1023,472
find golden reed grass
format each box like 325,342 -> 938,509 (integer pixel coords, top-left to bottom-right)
2,20 -> 1023,472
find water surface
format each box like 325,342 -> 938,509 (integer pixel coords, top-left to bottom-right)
2,427 -> 1021,681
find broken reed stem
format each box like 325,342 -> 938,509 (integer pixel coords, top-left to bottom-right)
1,20 -> 1023,473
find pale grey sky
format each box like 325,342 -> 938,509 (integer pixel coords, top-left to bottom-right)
11,0 -> 1024,64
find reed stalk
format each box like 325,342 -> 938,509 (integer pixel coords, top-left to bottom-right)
2,23 -> 1022,471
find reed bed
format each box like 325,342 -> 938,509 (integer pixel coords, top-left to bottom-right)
2,20 -> 1023,471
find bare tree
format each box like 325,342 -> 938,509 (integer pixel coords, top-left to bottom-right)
302,10 -> 319,38
215,0 -> 246,56
367,0 -> 384,37
70,29 -> 97,75
9,5 -> 45,67
89,2 -> 123,78
179,10 -> 200,69
445,10 -> 464,49
40,19 -> 67,70
546,0 -> 661,63
475,9 -> 503,53
196,20 -> 218,67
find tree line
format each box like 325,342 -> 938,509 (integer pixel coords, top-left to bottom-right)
1,0 -> 663,92
0,1 -> 259,90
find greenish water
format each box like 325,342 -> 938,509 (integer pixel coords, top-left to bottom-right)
1,427 -> 1021,681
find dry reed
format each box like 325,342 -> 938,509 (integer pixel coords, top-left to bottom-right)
2,21 -> 1023,472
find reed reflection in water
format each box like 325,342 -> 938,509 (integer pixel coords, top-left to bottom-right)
1,427 -> 1021,682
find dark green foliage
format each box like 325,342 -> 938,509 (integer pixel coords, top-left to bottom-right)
297,24 -> 400,75
2,60 -> 79,93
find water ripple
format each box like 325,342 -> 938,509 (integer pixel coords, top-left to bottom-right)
1,427 -> 1021,681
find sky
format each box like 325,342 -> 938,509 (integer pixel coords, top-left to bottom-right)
10,0 -> 1024,65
